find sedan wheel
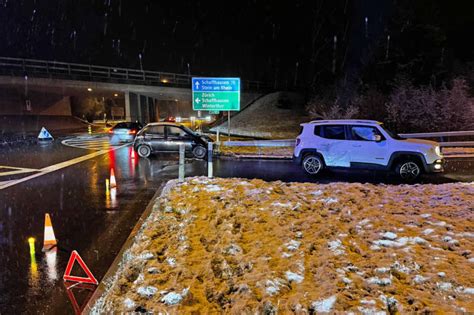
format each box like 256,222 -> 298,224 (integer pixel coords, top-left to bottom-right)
192,145 -> 207,159
137,145 -> 151,158
302,155 -> 323,175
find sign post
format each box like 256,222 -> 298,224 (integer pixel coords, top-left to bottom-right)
178,144 -> 185,182
207,142 -> 213,178
228,111 -> 231,140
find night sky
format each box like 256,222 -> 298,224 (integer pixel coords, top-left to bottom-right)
0,0 -> 473,88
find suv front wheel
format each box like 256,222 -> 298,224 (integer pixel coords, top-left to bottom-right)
395,160 -> 421,181
302,154 -> 324,175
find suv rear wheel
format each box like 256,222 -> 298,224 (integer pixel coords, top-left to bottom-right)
395,160 -> 421,181
137,145 -> 151,158
302,155 -> 324,175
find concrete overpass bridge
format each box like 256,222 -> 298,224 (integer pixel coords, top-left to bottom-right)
0,57 -> 269,123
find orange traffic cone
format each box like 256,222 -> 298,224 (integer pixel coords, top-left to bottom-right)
110,168 -> 117,188
42,213 -> 57,251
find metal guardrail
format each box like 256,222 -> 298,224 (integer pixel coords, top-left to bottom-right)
400,131 -> 474,147
437,141 -> 474,147
0,56 -> 271,91
223,130 -> 474,148
399,131 -> 474,138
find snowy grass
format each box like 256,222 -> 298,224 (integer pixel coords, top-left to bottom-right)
92,178 -> 474,313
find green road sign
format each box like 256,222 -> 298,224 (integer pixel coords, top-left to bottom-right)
192,78 -> 240,111
192,91 -> 240,111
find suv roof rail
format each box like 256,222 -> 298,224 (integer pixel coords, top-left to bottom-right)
308,119 -> 381,124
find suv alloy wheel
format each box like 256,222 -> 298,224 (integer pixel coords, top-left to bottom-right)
396,160 -> 421,181
302,155 -> 324,175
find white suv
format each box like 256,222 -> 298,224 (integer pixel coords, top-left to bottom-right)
294,120 -> 444,181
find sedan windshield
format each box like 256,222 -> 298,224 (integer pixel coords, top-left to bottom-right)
181,125 -> 197,136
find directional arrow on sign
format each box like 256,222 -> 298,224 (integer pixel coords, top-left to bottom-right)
195,98 -> 201,104
194,81 -> 200,89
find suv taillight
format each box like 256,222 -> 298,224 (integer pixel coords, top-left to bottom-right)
296,138 -> 301,146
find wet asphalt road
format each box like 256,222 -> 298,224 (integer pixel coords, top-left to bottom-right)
0,137 -> 473,314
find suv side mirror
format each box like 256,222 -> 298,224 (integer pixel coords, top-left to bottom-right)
374,134 -> 382,142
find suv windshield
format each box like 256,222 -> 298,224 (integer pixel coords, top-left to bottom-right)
380,124 -> 404,140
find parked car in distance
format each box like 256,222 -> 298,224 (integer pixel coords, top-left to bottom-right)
163,116 -> 176,122
133,122 -> 212,159
109,122 -> 143,144
294,119 -> 444,181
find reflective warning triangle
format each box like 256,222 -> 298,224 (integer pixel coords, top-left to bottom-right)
38,127 -> 54,140
65,282 -> 96,315
63,250 -> 98,285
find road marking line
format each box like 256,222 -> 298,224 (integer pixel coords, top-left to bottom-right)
0,144 -> 129,191
0,165 -> 39,171
64,142 -> 110,146
0,169 -> 38,177
0,165 -> 39,177
61,135 -> 125,151
0,180 -> 15,189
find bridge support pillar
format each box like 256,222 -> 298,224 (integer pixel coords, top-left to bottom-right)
124,92 -> 140,122
125,92 -> 154,123
125,91 -> 131,122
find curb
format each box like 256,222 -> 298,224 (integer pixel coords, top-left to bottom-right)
443,154 -> 474,159
82,183 -> 167,314
218,154 -> 293,161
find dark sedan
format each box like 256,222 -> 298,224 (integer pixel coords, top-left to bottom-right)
133,122 -> 212,159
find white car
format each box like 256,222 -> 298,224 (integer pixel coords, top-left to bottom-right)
294,120 -> 444,181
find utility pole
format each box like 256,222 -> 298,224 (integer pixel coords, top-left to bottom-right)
332,36 -> 337,74
294,61 -> 299,87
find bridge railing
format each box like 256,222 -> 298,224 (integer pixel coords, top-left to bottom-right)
0,56 -> 271,91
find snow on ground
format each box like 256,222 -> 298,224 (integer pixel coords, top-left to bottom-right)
92,178 -> 474,313
211,92 -> 308,139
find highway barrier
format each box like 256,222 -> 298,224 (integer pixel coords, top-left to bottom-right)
223,130 -> 474,148
399,131 -> 474,147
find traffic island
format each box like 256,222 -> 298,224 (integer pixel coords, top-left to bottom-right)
217,144 -> 293,159
89,177 -> 474,313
